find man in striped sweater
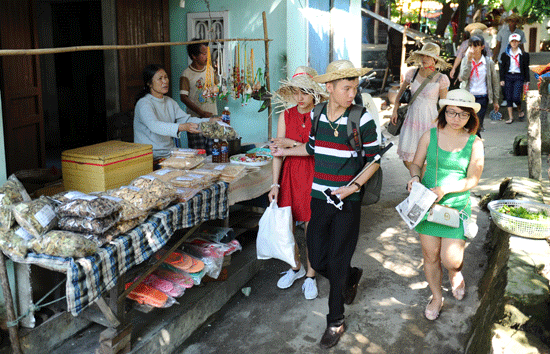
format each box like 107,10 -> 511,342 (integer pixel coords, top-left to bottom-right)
271,60 -> 380,349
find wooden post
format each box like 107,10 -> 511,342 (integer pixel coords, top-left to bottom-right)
0,254 -> 22,354
373,0 -> 380,45
262,11 -> 272,140
526,91 -> 542,181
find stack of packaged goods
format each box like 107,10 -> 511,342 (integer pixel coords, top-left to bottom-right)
51,191 -> 122,247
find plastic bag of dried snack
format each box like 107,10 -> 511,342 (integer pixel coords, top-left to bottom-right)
113,214 -> 147,235
0,227 -> 34,262
32,230 -> 98,258
199,121 -> 239,140
108,186 -> 157,212
99,194 -> 146,221
56,194 -> 121,219
58,213 -> 120,235
174,187 -> 203,203
170,173 -> 213,188
12,196 -> 58,237
130,176 -> 178,209
49,190 -> 88,205
0,175 -> 31,231
147,168 -> 188,183
159,155 -> 206,170
170,148 -> 206,157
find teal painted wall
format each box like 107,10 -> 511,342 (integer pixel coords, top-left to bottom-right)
168,0 -> 291,144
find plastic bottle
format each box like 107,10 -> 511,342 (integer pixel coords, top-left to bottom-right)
222,106 -> 231,125
212,139 -> 221,163
220,140 -> 229,163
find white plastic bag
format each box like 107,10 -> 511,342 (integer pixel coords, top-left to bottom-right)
256,201 -> 296,267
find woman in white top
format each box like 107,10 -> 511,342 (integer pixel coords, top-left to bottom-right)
458,35 -> 499,135
134,64 -> 214,159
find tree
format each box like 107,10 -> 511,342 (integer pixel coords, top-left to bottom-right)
502,0 -> 550,22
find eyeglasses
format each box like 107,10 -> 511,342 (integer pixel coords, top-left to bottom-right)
445,110 -> 470,119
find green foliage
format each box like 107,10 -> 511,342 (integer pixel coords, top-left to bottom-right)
501,0 -> 550,21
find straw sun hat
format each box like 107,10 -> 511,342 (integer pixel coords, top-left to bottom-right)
312,60 -> 372,83
439,89 -> 481,113
504,13 -> 522,23
464,22 -> 487,32
406,42 -> 451,71
273,66 -> 329,111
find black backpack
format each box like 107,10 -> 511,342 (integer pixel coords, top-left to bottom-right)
311,102 -> 383,205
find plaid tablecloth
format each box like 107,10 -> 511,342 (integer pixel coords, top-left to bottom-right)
23,182 -> 228,315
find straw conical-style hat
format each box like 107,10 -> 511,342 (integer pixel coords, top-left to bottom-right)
313,60 -> 372,83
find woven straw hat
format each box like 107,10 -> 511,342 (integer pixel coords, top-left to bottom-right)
504,13 -> 522,23
272,66 -> 329,111
464,22 -> 487,32
406,42 -> 451,71
439,89 -> 481,113
313,60 -> 372,83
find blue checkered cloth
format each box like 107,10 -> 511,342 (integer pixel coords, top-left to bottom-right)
23,182 -> 228,315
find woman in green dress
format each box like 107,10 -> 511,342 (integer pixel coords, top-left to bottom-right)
406,89 -> 485,321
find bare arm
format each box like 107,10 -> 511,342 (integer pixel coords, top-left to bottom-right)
391,79 -> 411,125
268,112 -> 287,202
407,130 -> 431,191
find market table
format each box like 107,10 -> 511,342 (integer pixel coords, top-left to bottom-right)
13,181 -> 228,319
227,162 -> 272,206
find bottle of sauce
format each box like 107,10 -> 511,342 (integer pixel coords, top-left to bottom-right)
220,140 -> 229,163
222,106 -> 231,125
212,139 -> 221,163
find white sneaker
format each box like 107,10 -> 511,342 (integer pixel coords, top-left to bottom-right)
302,277 -> 318,300
501,100 -> 508,107
277,266 -> 306,289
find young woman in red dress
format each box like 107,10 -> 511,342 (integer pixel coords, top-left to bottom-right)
268,66 -> 328,300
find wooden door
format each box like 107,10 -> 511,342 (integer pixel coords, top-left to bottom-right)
529,27 -> 537,53
0,0 -> 44,174
117,0 -> 171,114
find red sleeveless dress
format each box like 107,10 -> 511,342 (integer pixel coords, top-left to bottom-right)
278,106 -> 315,222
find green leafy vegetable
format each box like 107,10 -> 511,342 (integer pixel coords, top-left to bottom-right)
498,205 -> 550,221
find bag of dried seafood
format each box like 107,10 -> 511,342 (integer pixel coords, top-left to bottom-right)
0,175 -> 31,231
32,230 -> 98,258
12,196 -> 58,237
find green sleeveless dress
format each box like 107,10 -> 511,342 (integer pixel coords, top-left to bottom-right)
414,128 -> 475,240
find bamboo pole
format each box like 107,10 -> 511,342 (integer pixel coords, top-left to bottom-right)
0,37 -> 272,57
0,254 -> 22,354
262,11 -> 272,140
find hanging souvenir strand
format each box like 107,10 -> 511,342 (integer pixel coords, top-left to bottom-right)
203,45 -> 217,99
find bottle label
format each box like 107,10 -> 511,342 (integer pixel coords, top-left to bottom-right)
222,114 -> 230,123
221,145 -> 228,153
212,148 -> 220,156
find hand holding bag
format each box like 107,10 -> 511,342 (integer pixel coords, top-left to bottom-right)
427,204 -> 460,228
256,201 -> 297,267
427,130 -> 477,237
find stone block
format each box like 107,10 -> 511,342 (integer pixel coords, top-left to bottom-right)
491,324 -> 550,354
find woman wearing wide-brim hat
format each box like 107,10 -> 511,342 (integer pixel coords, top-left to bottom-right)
269,66 -> 328,301
391,42 -> 451,171
406,88 -> 484,321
